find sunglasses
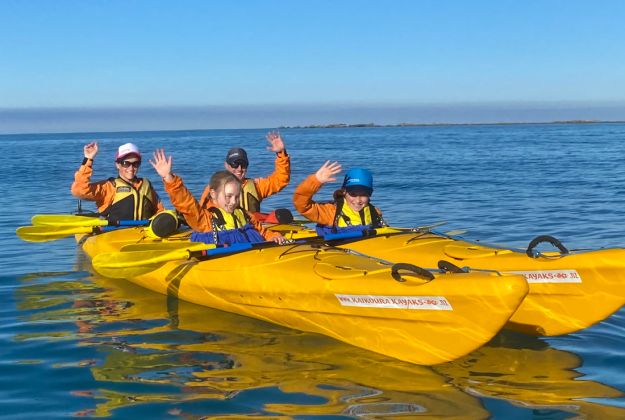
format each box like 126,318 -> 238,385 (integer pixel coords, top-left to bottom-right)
345,187 -> 371,197
229,160 -> 248,169
119,160 -> 141,168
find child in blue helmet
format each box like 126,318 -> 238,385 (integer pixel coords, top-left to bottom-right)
292,161 -> 386,235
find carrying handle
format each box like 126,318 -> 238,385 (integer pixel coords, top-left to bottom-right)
391,263 -> 435,282
526,235 -> 569,258
437,260 -> 467,273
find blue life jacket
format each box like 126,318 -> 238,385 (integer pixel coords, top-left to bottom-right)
190,207 -> 265,246
315,223 -> 372,236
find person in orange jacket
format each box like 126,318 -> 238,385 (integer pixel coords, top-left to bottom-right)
71,142 -> 164,221
198,131 -> 290,214
293,161 -> 386,236
150,149 -> 286,246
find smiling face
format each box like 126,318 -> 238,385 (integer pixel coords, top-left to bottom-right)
211,180 -> 241,213
344,187 -> 371,212
224,160 -> 248,181
115,154 -> 141,182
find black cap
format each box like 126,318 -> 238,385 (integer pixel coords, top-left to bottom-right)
225,148 -> 249,166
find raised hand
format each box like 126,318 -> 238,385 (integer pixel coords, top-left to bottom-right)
266,131 -> 285,153
83,142 -> 99,159
149,149 -> 173,182
269,233 -> 287,244
315,161 -> 342,184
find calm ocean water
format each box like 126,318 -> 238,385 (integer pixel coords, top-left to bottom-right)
2,124 -> 625,418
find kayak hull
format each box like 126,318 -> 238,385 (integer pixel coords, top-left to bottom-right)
80,228 -> 528,365
286,230 -> 625,336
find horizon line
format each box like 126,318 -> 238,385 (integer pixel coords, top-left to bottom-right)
2,119 -> 624,137
3,102 -> 625,135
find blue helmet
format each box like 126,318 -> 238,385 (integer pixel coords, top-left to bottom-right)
342,168 -> 373,195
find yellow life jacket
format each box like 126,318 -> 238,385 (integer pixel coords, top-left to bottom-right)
103,177 -> 157,221
209,207 -> 249,231
240,179 -> 261,213
333,197 -> 382,228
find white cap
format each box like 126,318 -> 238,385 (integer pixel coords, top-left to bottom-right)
116,143 -> 141,160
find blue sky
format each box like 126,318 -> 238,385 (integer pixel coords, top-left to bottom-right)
2,0 -> 625,133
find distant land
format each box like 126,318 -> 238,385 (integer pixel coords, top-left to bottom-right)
280,120 -> 625,129
4,103 -> 625,134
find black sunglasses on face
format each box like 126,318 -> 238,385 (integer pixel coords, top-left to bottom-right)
229,160 -> 248,169
119,160 -> 141,168
345,188 -> 371,197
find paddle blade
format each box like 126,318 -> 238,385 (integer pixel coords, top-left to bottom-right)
444,229 -> 467,236
292,218 -> 314,225
423,221 -> 447,229
16,225 -> 94,242
31,214 -> 108,227
266,223 -> 310,232
93,261 -> 169,279
92,245 -> 216,279
389,221 -> 448,233
120,242 -> 212,252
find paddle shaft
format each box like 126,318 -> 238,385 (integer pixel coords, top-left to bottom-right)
32,214 -> 149,227
187,231 -> 383,262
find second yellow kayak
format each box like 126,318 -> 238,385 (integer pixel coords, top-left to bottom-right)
279,227 -> 625,336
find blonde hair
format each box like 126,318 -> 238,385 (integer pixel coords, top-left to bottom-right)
209,171 -> 241,193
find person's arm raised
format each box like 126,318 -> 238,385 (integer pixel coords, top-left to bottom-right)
149,149 -> 174,182
266,131 -> 285,153
83,141 -> 98,160
315,160 -> 342,184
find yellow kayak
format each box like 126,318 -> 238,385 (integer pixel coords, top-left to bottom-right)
279,226 -> 625,336
79,227 -> 528,365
